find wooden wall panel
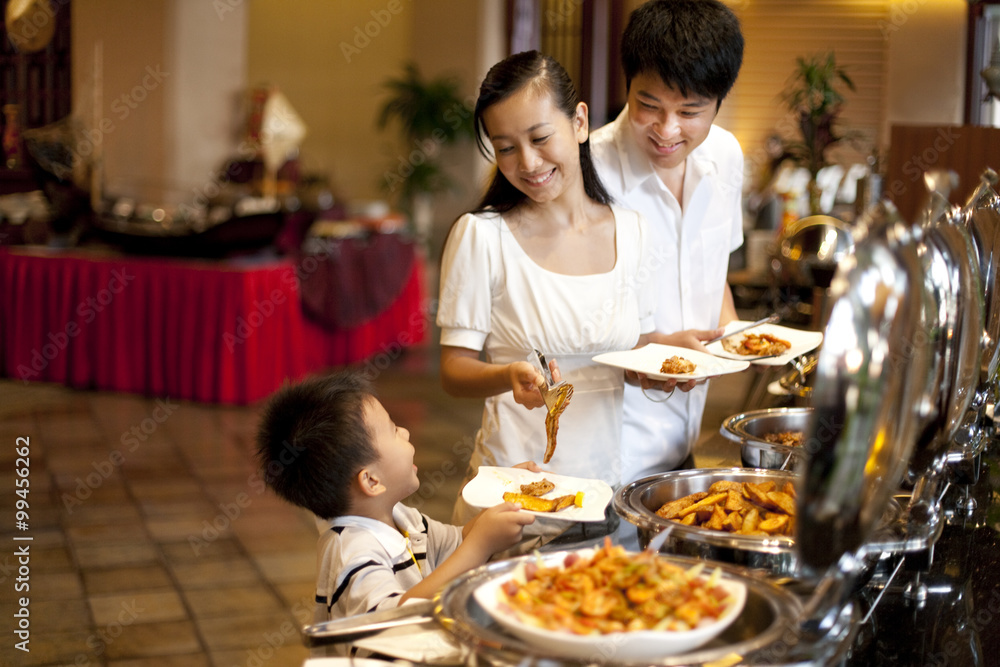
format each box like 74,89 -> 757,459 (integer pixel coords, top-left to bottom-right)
885,124 -> 1000,223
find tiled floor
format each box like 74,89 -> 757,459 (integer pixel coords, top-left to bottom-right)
0,334 -> 761,666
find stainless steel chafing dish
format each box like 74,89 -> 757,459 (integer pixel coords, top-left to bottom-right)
952,169 -> 1000,479
614,468 -> 903,584
720,407 -> 812,469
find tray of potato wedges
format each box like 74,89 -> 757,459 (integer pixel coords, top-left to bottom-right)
655,478 -> 798,538
614,468 -> 904,582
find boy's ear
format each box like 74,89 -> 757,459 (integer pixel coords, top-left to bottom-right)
357,468 -> 386,497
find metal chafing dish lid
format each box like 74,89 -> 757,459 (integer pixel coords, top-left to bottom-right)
963,169 -> 1000,389
774,214 -> 856,288
922,202 -> 984,444
795,202 -> 933,569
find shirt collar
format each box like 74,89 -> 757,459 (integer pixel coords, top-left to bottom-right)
325,506 -> 417,558
613,105 -> 721,195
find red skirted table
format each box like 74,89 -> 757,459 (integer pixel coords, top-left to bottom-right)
0,242 -> 427,404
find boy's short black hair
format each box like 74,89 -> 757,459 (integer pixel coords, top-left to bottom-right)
256,371 -> 378,520
622,0 -> 744,102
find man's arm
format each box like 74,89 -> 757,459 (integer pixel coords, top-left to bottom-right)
720,282 -> 738,326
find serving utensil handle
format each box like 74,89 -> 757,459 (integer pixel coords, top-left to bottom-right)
302,598 -> 436,646
707,314 -> 781,344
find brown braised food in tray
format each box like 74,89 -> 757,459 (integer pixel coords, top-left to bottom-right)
762,431 -> 804,447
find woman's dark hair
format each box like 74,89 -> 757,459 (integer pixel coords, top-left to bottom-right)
622,0 -> 744,104
255,371 -> 377,520
471,50 -> 611,214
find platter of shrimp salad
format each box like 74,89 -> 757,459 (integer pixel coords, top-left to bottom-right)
472,538 -> 747,660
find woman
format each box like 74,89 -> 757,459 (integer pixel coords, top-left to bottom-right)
437,51 -> 658,532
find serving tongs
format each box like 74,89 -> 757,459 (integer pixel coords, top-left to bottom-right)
528,349 -> 573,412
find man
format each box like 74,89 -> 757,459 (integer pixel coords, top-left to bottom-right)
590,0 -> 745,482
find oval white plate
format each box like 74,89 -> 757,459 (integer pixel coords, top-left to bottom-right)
593,343 -> 750,381
706,321 -> 824,366
462,467 -> 613,522
473,549 -> 747,661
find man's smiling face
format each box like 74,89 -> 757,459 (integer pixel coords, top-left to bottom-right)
626,72 -> 718,173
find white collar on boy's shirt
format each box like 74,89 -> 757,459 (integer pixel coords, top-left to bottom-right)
609,105 -> 722,199
321,504 -> 424,561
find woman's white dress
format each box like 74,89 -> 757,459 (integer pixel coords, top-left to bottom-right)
437,204 -> 656,524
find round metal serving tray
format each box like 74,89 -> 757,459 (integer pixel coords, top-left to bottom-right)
436,548 -> 805,666
721,407 -> 813,470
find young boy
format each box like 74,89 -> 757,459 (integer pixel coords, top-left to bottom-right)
255,371 -> 533,625
590,0 -> 745,483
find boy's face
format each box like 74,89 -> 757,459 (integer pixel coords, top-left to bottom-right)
363,397 -> 420,500
626,72 -> 718,173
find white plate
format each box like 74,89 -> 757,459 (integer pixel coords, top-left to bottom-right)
462,467 -> 613,522
473,548 -> 747,661
592,343 -> 750,381
705,321 -> 824,366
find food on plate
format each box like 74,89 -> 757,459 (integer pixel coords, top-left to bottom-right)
721,332 -> 791,357
654,480 -> 798,537
762,431 -> 804,447
660,355 -> 696,374
498,538 -> 737,634
503,491 -> 584,513
520,478 -> 556,496
543,382 -> 573,464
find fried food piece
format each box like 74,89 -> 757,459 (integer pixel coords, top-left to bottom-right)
740,507 -> 761,534
520,479 -> 555,496
675,492 -> 729,519
708,480 -> 745,494
724,489 -> 752,513
722,332 -> 791,357
660,355 -> 696,374
757,515 -> 790,533
654,491 -> 708,519
721,510 -> 743,532
742,482 -> 772,508
503,491 -> 583,512
704,504 -> 728,531
765,491 -> 797,516
543,383 -> 573,464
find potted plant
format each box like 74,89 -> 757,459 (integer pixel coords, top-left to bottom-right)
780,52 -> 856,215
377,62 -> 474,241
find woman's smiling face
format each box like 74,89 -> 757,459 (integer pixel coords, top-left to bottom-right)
482,85 -> 588,205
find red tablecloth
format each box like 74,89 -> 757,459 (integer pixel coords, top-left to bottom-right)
0,245 -> 427,404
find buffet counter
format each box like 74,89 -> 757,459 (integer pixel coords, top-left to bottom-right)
302,429 -> 1000,665
695,430 -> 1000,666
0,242 -> 427,404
